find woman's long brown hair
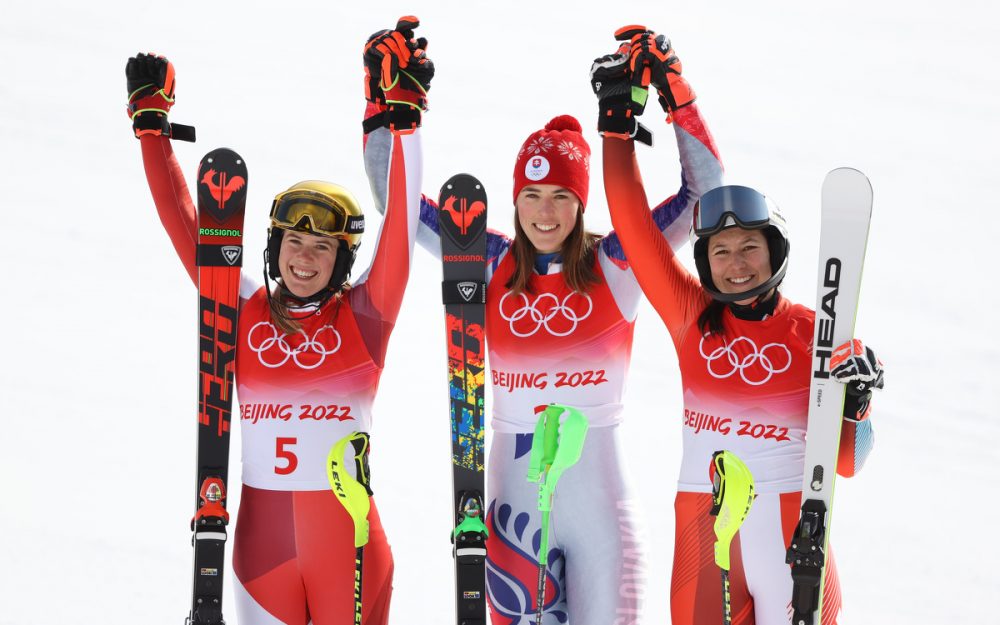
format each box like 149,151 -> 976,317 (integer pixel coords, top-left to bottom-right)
505,209 -> 602,295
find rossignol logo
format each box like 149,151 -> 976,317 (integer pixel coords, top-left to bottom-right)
221,245 -> 241,266
813,258 -> 841,379
442,194 -> 486,235
201,168 -> 246,209
443,254 -> 485,262
457,281 -> 477,302
199,227 -> 242,237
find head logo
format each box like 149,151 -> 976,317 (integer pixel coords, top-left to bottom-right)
525,155 -> 550,181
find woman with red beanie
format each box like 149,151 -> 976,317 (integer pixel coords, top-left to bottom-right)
363,52 -> 722,624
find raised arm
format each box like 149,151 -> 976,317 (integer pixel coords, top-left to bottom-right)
127,53 -> 198,285
361,28 -> 511,272
603,136 -> 705,337
591,28 -> 718,332
350,18 -> 432,333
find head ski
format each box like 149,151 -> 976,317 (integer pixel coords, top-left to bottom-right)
786,168 -> 872,625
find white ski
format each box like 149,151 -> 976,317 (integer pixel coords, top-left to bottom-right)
786,167 -> 873,625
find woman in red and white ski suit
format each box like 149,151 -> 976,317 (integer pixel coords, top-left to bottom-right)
128,26 -> 428,625
365,52 -> 723,625
600,29 -> 885,625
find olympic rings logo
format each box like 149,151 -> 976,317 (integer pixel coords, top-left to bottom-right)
698,335 -> 792,386
498,291 -> 593,338
247,321 -> 342,370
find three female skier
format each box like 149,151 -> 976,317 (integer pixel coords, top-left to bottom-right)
132,18 -> 884,625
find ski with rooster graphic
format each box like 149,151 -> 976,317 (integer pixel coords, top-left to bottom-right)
438,173 -> 489,625
187,147 -> 247,625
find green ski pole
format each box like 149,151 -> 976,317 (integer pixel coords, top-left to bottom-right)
526,404 -> 589,625
327,432 -> 373,625
709,450 -> 755,625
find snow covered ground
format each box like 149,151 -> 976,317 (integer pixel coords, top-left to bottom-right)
1,1 -> 996,623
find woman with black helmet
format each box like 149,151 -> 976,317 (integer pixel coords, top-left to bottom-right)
127,18 -> 431,625
600,31 -> 886,625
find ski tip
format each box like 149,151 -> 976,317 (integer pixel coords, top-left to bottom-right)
824,167 -> 871,188
822,167 -> 873,207
440,173 -> 485,194
201,147 -> 246,167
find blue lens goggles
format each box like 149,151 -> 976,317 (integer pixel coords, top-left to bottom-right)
694,185 -> 772,237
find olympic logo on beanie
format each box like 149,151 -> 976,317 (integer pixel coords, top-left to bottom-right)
513,115 -> 591,209
525,156 -> 551,181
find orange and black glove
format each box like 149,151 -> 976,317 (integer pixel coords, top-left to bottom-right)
362,16 -> 434,134
625,29 -> 696,115
832,339 -> 885,421
125,53 -> 195,142
590,26 -> 652,145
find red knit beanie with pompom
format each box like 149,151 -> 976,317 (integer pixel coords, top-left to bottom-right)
512,114 -> 591,210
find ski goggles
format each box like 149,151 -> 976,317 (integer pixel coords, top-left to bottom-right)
693,185 -> 772,237
270,192 -> 365,239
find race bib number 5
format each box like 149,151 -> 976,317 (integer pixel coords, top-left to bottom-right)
275,437 -> 298,475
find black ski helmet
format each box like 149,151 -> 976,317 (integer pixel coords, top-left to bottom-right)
265,180 -> 365,299
691,185 -> 789,303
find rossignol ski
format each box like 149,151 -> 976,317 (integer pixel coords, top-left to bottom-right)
786,168 -> 872,625
438,174 -> 489,625
188,148 -> 247,625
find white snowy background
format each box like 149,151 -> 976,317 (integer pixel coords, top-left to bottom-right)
1,0 -> 996,623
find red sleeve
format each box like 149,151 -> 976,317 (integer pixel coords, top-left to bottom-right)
602,136 -> 707,344
354,131 -> 414,323
140,135 -> 198,285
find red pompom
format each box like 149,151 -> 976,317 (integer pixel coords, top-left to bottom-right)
545,114 -> 583,133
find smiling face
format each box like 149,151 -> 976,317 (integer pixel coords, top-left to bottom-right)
515,184 -> 581,254
278,230 -> 340,298
706,227 -> 773,305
